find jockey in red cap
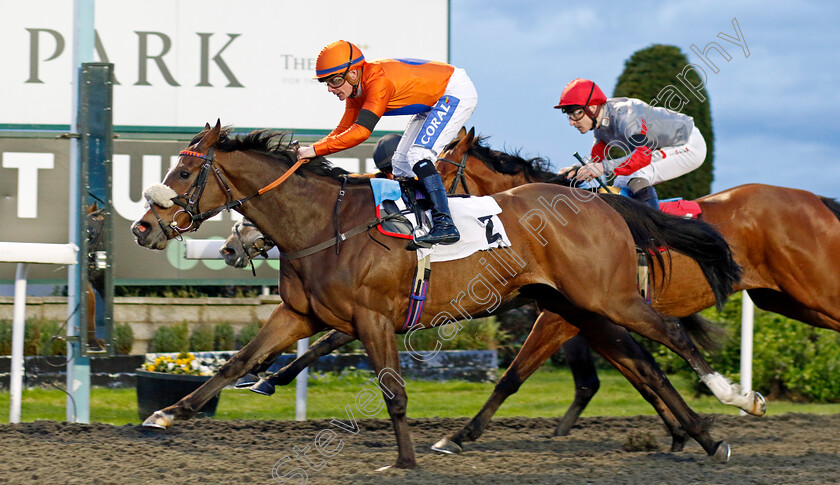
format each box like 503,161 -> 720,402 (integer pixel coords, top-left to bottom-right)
555,78 -> 707,210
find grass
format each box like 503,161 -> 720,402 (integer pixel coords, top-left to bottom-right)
1,367 -> 839,424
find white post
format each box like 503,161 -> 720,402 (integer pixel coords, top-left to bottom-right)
2,242 -> 78,423
9,263 -> 31,424
295,338 -> 309,421
740,290 -> 754,416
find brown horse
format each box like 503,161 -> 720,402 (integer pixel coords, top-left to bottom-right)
131,121 -> 748,467
430,127 -> 840,448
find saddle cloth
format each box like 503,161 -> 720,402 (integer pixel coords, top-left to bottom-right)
370,178 -> 511,262
659,198 -> 702,218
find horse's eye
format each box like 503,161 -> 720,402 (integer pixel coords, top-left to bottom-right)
179,171 -> 190,180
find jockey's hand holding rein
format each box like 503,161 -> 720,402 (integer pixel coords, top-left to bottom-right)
574,161 -> 605,182
297,146 -> 316,160
558,162 -> 604,182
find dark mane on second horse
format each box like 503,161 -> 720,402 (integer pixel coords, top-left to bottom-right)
447,135 -> 570,185
189,126 -> 369,185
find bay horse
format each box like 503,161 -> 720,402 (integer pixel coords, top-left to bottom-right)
430,126 -> 840,448
131,121 -> 744,467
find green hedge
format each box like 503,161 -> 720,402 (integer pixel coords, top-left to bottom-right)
148,321 -> 190,353
643,293 -> 840,402
0,318 -> 66,356
113,323 -> 135,355
214,323 -> 235,351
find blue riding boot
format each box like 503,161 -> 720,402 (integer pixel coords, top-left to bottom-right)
413,159 -> 460,246
630,186 -> 660,211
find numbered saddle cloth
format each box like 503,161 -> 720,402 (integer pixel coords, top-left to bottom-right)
370,178 -> 511,262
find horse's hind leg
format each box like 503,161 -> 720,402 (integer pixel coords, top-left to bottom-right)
249,329 -> 357,395
553,335 -> 600,437
590,295 -> 765,417
748,288 -> 840,332
582,315 -> 729,461
433,311 -> 580,454
578,324 -> 690,452
143,303 -> 324,428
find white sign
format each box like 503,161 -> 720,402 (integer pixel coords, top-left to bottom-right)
1,0 -> 449,131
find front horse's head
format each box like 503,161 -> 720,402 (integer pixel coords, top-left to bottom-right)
220,219 -> 275,268
131,120 -> 229,250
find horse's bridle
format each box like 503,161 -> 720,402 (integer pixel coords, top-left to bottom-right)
236,221 -> 274,259
146,146 -> 309,241
438,152 -> 470,195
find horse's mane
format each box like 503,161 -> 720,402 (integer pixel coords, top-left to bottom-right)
192,126 -> 369,185
452,135 -> 569,185
819,196 -> 840,223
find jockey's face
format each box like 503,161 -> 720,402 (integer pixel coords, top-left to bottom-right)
569,108 -> 595,133
325,69 -> 359,101
326,77 -> 353,101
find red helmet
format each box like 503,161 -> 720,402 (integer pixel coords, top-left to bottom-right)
314,40 -> 365,80
554,78 -> 607,111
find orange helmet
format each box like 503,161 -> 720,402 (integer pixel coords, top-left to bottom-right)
554,78 -> 607,111
314,40 -> 366,80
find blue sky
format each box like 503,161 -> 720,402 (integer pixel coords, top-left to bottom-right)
449,0 -> 840,198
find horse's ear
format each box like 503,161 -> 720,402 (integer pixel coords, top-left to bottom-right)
198,120 -> 222,151
87,201 -> 98,214
457,127 -> 467,139
204,122 -> 211,130
465,127 -> 476,146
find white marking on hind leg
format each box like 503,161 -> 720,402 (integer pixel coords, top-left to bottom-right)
701,372 -> 743,406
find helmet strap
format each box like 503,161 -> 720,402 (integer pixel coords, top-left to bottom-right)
585,105 -> 602,127
347,68 -> 362,97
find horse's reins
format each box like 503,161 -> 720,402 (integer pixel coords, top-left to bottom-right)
438,152 -> 470,195
151,146 -> 403,260
148,147 -> 311,241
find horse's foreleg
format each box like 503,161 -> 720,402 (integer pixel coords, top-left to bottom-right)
553,335 -> 600,437
354,309 -> 415,470
602,297 -> 765,417
143,303 -> 322,429
434,312 -> 579,454
249,329 -> 357,395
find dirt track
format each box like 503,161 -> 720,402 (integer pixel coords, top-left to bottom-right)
0,414 -> 838,484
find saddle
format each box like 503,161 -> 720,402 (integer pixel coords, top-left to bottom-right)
371,178 -> 510,262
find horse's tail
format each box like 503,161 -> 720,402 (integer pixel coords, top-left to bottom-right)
599,194 -> 742,311
819,196 -> 840,223
679,313 -> 726,351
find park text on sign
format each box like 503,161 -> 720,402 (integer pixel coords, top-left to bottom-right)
2,0 -> 448,130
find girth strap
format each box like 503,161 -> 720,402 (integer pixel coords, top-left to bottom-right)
277,212 -> 406,260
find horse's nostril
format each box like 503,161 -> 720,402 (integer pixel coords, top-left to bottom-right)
222,248 -> 234,256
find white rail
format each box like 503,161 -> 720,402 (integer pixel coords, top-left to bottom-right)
0,242 -> 79,423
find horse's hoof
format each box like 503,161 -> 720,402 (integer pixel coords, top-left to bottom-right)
748,391 -> 767,416
249,379 -> 276,396
712,441 -> 731,463
142,410 -> 174,429
431,437 -> 463,454
234,373 -> 260,389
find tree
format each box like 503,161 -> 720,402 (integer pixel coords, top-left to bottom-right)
612,44 -> 714,199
